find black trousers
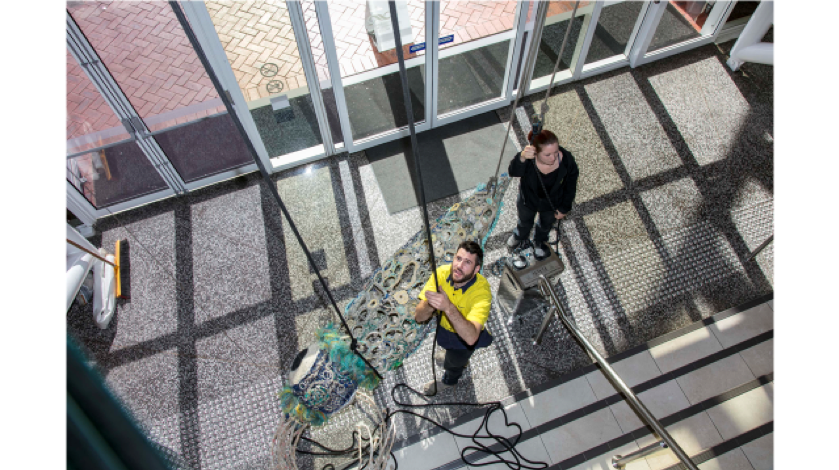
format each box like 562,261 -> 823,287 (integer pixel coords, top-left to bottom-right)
514,191 -> 556,246
442,348 -> 474,385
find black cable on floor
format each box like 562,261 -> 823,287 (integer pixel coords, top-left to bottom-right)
292,382 -> 549,470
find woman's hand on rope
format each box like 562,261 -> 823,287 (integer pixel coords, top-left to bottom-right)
554,210 -> 566,220
521,145 -> 536,161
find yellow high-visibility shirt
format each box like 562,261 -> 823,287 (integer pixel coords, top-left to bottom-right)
418,264 -> 492,336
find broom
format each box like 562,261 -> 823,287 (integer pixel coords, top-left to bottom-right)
66,238 -> 131,299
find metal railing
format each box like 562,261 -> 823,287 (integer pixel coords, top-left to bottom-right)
537,275 -> 700,470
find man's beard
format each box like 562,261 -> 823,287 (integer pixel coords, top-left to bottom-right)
452,266 -> 476,284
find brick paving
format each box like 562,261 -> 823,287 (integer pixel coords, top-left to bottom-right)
206,0 -> 523,101
67,49 -> 126,151
67,0 -> 226,140
66,0 -> 587,154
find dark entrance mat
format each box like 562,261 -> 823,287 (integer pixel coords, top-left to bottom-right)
366,111 -> 518,214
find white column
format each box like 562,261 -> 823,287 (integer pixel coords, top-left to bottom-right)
727,1 -> 774,71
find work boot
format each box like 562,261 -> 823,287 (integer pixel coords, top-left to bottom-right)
534,242 -> 550,261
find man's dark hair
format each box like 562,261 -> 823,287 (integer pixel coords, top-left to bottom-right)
457,240 -> 483,268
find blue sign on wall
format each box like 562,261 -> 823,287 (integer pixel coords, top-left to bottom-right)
407,35 -> 455,53
438,34 -> 454,45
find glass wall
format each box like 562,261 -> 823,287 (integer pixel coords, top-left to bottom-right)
582,0 -> 645,66
325,0 -> 426,141
436,1 -> 519,116
530,1 -> 593,89
648,1 -> 712,52
68,1 -> 252,184
66,49 -> 168,208
204,0 -> 332,158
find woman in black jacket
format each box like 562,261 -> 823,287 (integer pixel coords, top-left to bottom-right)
507,129 -> 579,260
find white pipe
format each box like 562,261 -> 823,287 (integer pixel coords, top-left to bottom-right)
734,43 -> 773,66
67,253 -> 94,312
67,224 -> 100,312
727,1 -> 773,71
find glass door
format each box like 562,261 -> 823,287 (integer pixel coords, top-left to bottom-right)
196,0 -> 335,168
431,0 -> 527,126
631,1 -> 736,66
527,1 -> 597,93
68,1 -> 255,190
66,47 -> 172,210
576,1 -> 649,78
316,0 -> 432,152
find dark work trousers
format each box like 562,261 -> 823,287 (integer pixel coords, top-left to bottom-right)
514,191 -> 556,246
442,348 -> 474,385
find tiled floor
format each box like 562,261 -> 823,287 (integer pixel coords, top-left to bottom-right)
67,40 -> 773,470
385,299 -> 773,470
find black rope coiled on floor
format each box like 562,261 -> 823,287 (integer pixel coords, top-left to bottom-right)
295,383 -> 549,470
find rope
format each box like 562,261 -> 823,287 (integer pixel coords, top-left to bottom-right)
293,384 -> 549,470
170,1 -> 381,380
491,0 -> 549,186
536,1 -> 580,124
387,1 -> 444,396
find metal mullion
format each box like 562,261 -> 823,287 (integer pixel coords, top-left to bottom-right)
623,1 -> 652,58
628,1 -> 668,67
571,1 -> 604,79
134,136 -> 187,194
67,10 -> 188,196
182,163 -> 259,192
496,1 -> 524,102
66,137 -> 136,160
428,0 -> 438,127
314,1 -> 355,152
66,180 -> 99,226
504,0 -> 530,98
286,0 -> 334,156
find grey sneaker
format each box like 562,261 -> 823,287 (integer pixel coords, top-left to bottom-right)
506,233 -> 522,249
423,379 -> 453,396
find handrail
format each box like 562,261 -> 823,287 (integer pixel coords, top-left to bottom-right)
537,275 -> 700,470
745,234 -> 773,263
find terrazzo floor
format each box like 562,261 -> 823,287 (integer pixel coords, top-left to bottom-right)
67,40 -> 773,470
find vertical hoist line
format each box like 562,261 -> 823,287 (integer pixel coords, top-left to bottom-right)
537,1 -> 580,123
387,1 -> 439,291
491,0 -> 550,188
169,1 -> 382,380
388,1 -> 443,396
